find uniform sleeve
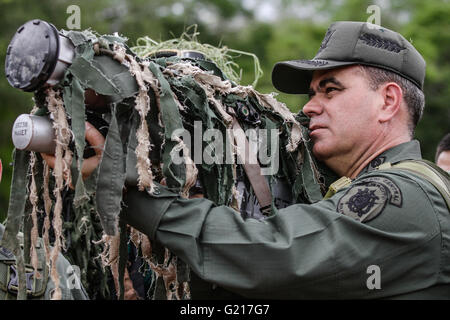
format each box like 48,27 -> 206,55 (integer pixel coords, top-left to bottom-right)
123,173 -> 442,299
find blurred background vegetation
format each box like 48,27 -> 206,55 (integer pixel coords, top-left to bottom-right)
0,0 -> 448,219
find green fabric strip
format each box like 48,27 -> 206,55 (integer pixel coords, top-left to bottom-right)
69,56 -> 120,96
148,62 -> 185,190
302,147 -> 323,203
118,218 -> 128,300
171,76 -> 218,129
63,78 -> 89,207
89,56 -> 139,102
22,205 -> 32,266
195,60 -> 228,81
63,30 -> 98,48
95,106 -> 126,235
125,111 -> 139,186
1,149 -> 30,299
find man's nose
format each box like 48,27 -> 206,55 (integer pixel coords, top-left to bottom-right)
302,98 -> 323,118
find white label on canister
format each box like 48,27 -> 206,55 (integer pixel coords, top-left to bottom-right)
12,114 -> 33,150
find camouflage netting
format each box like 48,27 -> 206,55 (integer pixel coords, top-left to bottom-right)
1,28 -> 337,300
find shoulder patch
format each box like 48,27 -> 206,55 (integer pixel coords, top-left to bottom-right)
337,176 -> 402,222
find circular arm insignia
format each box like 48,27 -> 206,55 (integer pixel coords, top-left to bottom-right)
337,176 -> 402,222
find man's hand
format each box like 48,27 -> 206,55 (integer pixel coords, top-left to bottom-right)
41,121 -> 105,181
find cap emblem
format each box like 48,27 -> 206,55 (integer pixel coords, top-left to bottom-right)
359,33 -> 405,53
317,28 -> 335,54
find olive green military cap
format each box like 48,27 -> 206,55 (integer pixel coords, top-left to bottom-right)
272,21 -> 426,93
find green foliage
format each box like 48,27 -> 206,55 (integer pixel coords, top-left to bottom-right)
130,25 -> 263,86
400,1 -> 450,162
0,0 -> 448,220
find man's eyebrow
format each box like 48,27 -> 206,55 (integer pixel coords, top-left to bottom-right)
318,77 -> 344,89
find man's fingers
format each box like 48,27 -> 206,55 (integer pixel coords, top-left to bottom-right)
85,121 -> 105,157
81,121 -> 105,180
41,121 -> 105,181
40,152 -> 56,169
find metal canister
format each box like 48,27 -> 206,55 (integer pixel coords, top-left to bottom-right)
12,114 -> 56,154
5,19 -> 74,92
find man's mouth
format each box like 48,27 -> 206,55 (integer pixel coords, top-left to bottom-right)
308,124 -> 328,140
309,124 -> 327,133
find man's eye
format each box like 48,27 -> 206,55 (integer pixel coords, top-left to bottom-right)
325,87 -> 338,94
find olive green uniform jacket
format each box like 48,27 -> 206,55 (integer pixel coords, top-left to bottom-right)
124,140 -> 450,299
0,223 -> 89,300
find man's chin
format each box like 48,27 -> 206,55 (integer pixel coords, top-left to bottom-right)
312,144 -> 332,162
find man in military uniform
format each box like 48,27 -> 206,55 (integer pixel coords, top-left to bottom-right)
0,159 -> 89,300
52,21 -> 450,299
436,133 -> 450,172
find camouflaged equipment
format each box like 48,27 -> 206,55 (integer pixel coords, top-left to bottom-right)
0,223 -> 89,300
1,27 -> 337,299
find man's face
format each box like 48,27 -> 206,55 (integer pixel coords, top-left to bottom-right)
437,150 -> 450,172
302,66 -> 383,164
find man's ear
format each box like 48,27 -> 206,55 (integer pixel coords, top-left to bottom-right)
378,82 -> 403,123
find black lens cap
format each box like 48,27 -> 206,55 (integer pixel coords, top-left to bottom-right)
5,19 -> 60,92
181,51 -> 206,60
